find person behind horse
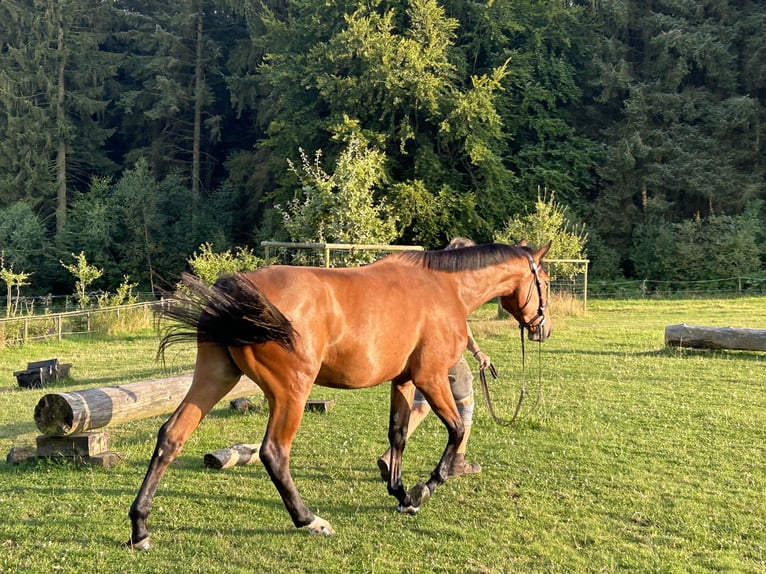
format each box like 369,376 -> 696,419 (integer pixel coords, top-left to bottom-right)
378,236 -> 491,479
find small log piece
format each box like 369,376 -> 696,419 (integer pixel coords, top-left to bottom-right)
6,446 -> 36,465
204,443 -> 261,470
230,397 -> 261,413
665,324 -> 766,351
34,374 -> 263,437
305,399 -> 334,413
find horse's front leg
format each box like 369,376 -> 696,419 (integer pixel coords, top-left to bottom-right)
401,381 -> 464,512
384,380 -> 415,509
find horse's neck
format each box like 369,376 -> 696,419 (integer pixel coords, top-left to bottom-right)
449,259 -> 527,313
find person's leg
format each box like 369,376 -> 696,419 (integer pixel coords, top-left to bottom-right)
448,357 -> 481,476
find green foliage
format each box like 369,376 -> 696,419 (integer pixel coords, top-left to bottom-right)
0,265 -> 32,318
187,242 -> 266,285
255,0 -> 516,245
0,202 -> 49,275
97,276 -> 139,308
276,135 -> 398,264
61,252 -> 103,309
495,190 -> 587,278
1,0 -> 766,285
631,209 -> 762,284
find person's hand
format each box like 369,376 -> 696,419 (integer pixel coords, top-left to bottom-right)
472,350 -> 491,370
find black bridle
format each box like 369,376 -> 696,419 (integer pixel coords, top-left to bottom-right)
479,255 -> 547,425
518,255 -> 547,334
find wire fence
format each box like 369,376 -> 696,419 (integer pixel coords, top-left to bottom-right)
590,276 -> 766,299
0,291 -> 158,317
0,301 -> 155,347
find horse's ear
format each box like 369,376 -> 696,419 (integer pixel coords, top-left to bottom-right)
519,239 -> 528,247
535,240 -> 552,262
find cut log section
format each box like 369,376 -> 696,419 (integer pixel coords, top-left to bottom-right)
203,443 -> 261,470
665,323 -> 766,351
34,374 -> 263,437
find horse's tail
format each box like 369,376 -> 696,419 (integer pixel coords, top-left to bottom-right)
155,272 -> 294,361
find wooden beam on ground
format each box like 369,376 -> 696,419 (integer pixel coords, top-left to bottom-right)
665,323 -> 766,351
33,374 -> 262,437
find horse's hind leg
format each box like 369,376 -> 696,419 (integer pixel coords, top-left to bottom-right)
127,343 -> 241,550
257,384 -> 335,535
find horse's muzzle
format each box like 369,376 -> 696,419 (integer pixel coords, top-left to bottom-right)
526,320 -> 551,342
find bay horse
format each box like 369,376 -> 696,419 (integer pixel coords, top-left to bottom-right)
127,241 -> 552,549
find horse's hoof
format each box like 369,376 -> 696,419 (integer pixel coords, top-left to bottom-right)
408,482 -> 431,508
126,536 -> 152,551
396,482 -> 431,515
397,503 -> 420,515
306,516 -> 335,536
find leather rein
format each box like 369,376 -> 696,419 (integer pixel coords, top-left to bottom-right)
479,255 -> 546,426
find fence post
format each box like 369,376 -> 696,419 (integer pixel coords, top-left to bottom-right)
57,315 -> 63,341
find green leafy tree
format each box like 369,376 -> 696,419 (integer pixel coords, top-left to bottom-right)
243,0 -> 513,246
187,242 -> 265,285
0,265 -> 32,317
0,203 -> 49,277
276,135 -> 398,257
631,209 -> 762,284
61,252 -> 103,309
585,0 -> 765,277
113,0 -> 233,202
495,190 -> 587,279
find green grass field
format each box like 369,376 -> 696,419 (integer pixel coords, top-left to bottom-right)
0,298 -> 764,573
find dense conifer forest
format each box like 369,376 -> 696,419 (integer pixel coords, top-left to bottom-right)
1,0 -> 764,293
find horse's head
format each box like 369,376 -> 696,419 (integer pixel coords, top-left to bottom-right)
500,240 -> 552,342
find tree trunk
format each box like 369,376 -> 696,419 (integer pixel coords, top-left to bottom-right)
55,15 -> 67,234
665,323 -> 766,351
34,374 -> 262,436
192,6 -> 203,206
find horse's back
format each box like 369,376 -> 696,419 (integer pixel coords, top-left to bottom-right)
241,261 -> 463,388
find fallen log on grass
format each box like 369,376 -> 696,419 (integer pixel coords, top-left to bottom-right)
34,374 -> 262,437
203,443 -> 261,469
665,323 -> 766,351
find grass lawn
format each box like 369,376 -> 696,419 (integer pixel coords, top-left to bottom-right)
0,298 -> 764,573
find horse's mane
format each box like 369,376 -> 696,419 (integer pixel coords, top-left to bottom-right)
397,243 -> 533,272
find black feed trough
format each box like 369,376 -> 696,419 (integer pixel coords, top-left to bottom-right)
13,358 -> 72,389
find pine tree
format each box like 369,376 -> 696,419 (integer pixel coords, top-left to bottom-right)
0,0 -> 117,233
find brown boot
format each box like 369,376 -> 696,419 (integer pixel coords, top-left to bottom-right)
448,453 -> 482,477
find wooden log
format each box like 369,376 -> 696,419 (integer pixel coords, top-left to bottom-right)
665,323 -> 766,351
33,374 -> 262,437
203,443 -> 261,470
305,399 -> 335,413
6,446 -> 36,464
